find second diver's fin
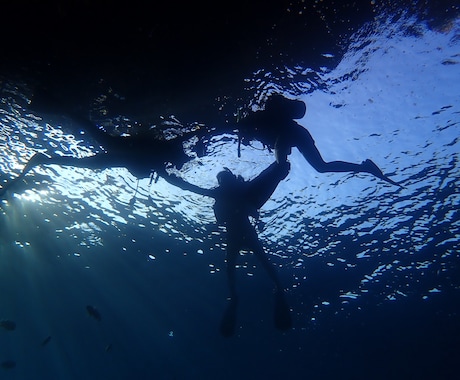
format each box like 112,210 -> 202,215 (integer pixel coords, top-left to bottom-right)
362,159 -> 403,188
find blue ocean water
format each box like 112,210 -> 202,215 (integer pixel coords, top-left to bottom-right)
0,8 -> 459,380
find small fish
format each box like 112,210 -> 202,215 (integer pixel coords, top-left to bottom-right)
0,320 -> 16,331
105,343 -> 113,352
41,336 -> 52,346
1,360 -> 16,370
86,305 -> 101,321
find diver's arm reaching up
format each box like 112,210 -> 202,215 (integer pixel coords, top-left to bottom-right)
246,161 -> 290,209
164,172 -> 216,198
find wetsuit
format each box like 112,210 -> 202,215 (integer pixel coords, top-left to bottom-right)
212,161 -> 289,250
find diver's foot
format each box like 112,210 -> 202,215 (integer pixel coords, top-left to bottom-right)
361,159 -> 402,187
274,291 -> 292,331
220,297 -> 238,337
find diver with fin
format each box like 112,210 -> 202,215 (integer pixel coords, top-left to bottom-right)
0,125 -> 193,198
0,83 -> 209,198
166,160 -> 292,337
237,94 -> 402,187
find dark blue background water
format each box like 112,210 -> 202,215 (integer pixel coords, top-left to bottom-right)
1,1 -> 459,379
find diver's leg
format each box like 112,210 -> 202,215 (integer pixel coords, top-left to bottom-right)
220,245 -> 239,337
0,153 -> 112,197
252,240 -> 283,291
226,247 -> 238,299
17,153 -> 109,173
295,129 -> 362,173
295,127 -> 401,186
0,153 -> 49,196
46,154 -> 110,170
252,240 -> 292,330
273,288 -> 292,331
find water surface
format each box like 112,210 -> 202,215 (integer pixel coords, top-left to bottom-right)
0,6 -> 459,380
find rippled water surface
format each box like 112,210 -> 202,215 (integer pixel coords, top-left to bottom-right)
1,10 -> 459,380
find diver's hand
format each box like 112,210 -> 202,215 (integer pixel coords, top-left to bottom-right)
277,160 -> 290,179
275,138 -> 291,164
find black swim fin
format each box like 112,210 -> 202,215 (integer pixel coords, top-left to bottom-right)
379,174 -> 404,188
362,159 -> 403,188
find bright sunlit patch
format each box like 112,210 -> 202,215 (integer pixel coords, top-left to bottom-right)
13,189 -> 48,202
0,12 -> 457,346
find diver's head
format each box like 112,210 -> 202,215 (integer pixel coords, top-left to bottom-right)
217,167 -> 240,188
265,94 -> 306,119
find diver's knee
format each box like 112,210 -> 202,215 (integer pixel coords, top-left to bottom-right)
312,163 -> 329,173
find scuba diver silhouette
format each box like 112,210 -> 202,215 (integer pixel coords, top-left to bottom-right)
0,124 -> 193,198
166,160 -> 292,337
237,94 -> 402,187
0,84 -> 212,198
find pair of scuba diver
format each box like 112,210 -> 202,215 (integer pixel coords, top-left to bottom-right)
164,94 -> 401,336
0,94 -> 401,336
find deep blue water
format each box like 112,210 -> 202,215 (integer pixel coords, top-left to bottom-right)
1,2 -> 460,380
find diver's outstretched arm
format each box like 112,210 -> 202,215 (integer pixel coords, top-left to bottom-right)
247,161 -> 290,209
220,246 -> 239,337
163,172 -> 215,198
